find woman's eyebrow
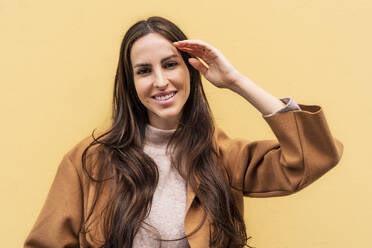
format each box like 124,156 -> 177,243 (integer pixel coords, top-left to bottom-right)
161,54 -> 178,63
133,54 -> 178,68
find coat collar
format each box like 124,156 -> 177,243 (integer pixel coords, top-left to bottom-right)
184,181 -> 211,247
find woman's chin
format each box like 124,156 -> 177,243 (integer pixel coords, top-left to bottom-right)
148,112 -> 182,129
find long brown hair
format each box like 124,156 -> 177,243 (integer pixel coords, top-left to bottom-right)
79,16 -> 250,247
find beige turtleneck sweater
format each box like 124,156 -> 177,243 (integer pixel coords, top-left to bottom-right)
132,124 -> 189,247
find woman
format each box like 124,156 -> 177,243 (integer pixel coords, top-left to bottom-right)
24,16 -> 344,248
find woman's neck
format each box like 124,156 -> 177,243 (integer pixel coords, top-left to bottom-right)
144,124 -> 176,147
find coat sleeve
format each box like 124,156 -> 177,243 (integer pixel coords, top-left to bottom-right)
262,96 -> 302,117
215,103 -> 344,197
24,153 -> 83,248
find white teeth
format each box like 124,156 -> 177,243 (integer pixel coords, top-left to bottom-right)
154,92 -> 175,101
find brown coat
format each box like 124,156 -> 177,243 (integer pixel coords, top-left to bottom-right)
24,103 -> 343,248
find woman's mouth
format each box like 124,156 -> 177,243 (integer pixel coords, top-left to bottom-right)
153,91 -> 177,101
152,91 -> 177,105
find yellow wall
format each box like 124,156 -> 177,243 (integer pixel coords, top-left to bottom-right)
1,0 -> 370,247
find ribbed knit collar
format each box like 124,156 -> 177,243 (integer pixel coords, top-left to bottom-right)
144,124 -> 176,147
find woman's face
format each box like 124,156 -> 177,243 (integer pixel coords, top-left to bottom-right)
130,32 -> 190,130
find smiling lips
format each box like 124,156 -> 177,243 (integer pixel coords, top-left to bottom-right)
152,91 -> 177,106
152,91 -> 177,100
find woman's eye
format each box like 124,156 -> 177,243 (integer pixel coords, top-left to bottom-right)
137,68 -> 150,75
164,62 -> 178,68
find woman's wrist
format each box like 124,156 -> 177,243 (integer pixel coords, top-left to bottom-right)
225,70 -> 245,91
228,72 -> 250,93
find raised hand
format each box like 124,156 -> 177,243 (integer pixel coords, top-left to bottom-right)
173,40 -> 289,116
173,40 -> 242,90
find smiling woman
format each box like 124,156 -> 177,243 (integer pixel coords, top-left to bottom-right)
24,16 -> 344,248
131,33 -> 190,130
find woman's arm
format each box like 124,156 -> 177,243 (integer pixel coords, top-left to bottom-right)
228,74 -> 288,116
24,154 -> 83,248
173,39 -> 290,116
214,103 -> 344,197
174,40 -> 343,196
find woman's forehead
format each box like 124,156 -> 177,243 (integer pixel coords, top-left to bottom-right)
130,33 -> 179,62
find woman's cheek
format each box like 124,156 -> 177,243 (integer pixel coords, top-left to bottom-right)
136,78 -> 150,95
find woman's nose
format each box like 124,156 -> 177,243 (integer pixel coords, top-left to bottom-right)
153,69 -> 168,88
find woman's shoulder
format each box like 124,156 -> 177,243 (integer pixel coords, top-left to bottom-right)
63,129 -> 109,173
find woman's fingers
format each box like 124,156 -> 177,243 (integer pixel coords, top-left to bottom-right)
188,58 -> 208,75
173,40 -> 240,88
177,46 -> 205,59
173,40 -> 217,63
173,40 -> 212,54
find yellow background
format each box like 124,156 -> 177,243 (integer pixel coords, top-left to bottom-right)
1,0 -> 370,247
